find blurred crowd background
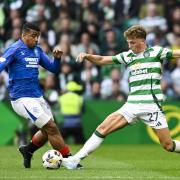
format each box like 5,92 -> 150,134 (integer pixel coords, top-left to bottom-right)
0,0 -> 180,144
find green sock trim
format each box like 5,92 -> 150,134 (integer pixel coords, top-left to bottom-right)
94,130 -> 105,138
171,141 -> 176,152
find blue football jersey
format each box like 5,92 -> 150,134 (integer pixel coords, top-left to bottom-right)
0,39 -> 60,100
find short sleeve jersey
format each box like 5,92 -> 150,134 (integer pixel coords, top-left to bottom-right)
112,46 -> 173,103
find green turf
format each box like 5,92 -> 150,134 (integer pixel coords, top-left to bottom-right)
0,145 -> 179,180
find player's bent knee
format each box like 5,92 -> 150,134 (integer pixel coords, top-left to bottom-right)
42,119 -> 58,135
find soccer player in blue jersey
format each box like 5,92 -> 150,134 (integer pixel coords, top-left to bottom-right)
0,23 -> 72,168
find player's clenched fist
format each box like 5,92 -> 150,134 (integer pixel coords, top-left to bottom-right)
76,52 -> 87,63
52,46 -> 63,59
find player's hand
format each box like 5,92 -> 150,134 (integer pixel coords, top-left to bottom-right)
52,46 -> 63,59
76,52 -> 87,63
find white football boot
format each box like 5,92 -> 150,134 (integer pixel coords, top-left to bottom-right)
62,156 -> 81,170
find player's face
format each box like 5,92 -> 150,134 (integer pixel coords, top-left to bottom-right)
127,38 -> 145,54
22,29 -> 40,48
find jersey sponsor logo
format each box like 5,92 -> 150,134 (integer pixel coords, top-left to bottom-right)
25,57 -> 39,68
0,57 -> 6,63
25,58 -> 39,62
131,68 -> 148,76
26,64 -> 38,68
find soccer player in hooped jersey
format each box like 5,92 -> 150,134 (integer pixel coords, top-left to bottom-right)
0,22 -> 73,168
62,25 -> 180,169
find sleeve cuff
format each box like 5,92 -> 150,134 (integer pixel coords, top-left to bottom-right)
112,56 -> 120,64
166,50 -> 173,59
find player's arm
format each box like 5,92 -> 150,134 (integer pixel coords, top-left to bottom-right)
76,52 -> 114,65
172,49 -> 180,58
0,47 -> 16,72
39,46 -> 63,73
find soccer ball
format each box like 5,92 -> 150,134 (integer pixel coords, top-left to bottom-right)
42,150 -> 63,169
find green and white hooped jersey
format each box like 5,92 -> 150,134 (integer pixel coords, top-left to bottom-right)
112,46 -> 173,104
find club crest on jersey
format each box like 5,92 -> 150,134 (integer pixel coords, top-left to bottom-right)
34,49 -> 39,57
143,51 -> 150,58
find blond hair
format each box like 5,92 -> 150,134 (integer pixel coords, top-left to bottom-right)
124,25 -> 147,39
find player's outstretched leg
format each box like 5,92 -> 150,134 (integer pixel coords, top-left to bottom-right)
62,130 -> 105,169
62,112 -> 128,169
19,130 -> 47,168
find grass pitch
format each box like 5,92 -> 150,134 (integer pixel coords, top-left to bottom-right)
0,144 -> 179,180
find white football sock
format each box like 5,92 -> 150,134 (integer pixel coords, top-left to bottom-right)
173,140 -> 180,153
74,133 -> 104,160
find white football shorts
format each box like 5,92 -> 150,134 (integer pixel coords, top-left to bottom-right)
11,97 -> 53,128
117,102 -> 168,129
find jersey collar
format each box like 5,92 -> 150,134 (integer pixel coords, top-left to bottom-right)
127,46 -> 154,57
